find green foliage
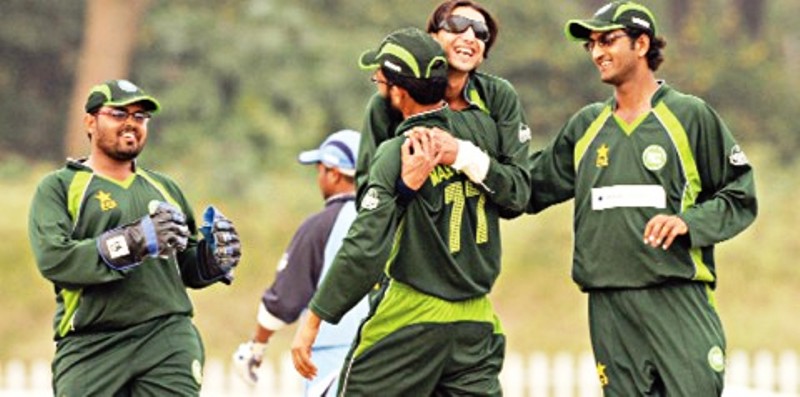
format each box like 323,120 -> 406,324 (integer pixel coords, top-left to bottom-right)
0,1 -> 84,160
1,1 -> 799,187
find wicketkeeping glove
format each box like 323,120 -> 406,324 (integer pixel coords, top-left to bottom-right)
232,340 -> 267,386
198,206 -> 241,284
97,201 -> 190,270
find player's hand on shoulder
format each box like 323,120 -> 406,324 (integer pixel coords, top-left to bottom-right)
401,130 -> 442,191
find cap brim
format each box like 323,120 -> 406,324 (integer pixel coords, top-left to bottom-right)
564,19 -> 625,41
298,149 -> 322,165
337,168 -> 356,177
106,95 -> 161,113
358,49 -> 381,71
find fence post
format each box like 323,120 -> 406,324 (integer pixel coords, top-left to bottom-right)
754,349 -> 776,391
201,358 -> 226,396
576,351 -> 600,397
778,350 -> 798,395
4,359 -> 26,394
528,351 -> 550,397
552,351 -> 575,397
30,359 -> 50,394
727,349 -> 750,389
502,351 -> 525,397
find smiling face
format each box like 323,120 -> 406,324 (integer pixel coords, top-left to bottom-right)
85,103 -> 150,162
587,29 -> 643,86
432,6 -> 487,73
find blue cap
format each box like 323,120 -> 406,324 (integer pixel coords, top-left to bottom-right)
298,129 -> 361,176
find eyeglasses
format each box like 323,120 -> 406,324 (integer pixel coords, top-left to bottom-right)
370,76 -> 391,86
95,108 -> 152,124
438,15 -> 491,43
583,31 -> 629,52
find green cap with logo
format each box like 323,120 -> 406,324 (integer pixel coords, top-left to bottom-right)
565,1 -> 657,41
84,79 -> 161,114
358,27 -> 448,80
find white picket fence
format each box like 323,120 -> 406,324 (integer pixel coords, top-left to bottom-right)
0,350 -> 797,397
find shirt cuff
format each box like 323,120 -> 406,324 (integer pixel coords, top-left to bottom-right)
257,302 -> 288,331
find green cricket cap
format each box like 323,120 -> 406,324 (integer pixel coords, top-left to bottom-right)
565,1 -> 657,41
84,79 -> 161,113
358,27 -> 448,80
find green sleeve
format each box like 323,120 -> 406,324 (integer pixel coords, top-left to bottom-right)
481,79 -> 532,214
356,94 -> 402,204
679,103 -> 757,247
310,139 -> 403,324
526,110 -> 588,213
28,173 -> 125,289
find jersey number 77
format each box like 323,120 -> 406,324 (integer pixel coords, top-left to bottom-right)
444,181 -> 488,253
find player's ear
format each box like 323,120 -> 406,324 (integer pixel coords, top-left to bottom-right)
635,34 -> 650,57
84,113 -> 96,141
328,167 -> 343,182
389,85 -> 405,108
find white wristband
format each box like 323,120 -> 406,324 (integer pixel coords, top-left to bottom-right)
451,139 -> 490,184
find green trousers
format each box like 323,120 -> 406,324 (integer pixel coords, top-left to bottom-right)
338,280 -> 506,396
589,282 -> 726,397
52,314 -> 205,397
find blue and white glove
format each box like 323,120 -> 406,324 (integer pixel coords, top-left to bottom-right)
198,206 -> 241,283
97,201 -> 189,269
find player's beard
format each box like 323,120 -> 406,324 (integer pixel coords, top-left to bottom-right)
95,126 -> 145,161
382,95 -> 403,120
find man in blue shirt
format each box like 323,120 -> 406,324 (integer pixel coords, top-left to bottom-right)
233,130 -> 368,396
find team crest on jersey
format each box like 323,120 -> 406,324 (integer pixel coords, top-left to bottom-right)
192,359 -> 203,385
518,123 -> 532,143
708,346 -> 725,372
642,144 -> 668,171
729,145 -> 749,166
361,188 -> 380,210
596,362 -> 609,386
95,190 -> 118,211
596,144 -> 610,168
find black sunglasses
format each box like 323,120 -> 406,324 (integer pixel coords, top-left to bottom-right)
582,31 -> 629,52
439,15 -> 491,43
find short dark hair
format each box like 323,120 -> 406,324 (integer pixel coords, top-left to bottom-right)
426,0 -> 499,58
626,27 -> 666,71
383,68 -> 448,105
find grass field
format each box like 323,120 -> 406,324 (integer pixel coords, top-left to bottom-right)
3,145 -> 798,364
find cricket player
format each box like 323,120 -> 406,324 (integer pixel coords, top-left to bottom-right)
233,129 -> 369,396
526,2 -> 758,395
28,79 -> 242,396
355,0 -> 531,208
292,27 -> 530,396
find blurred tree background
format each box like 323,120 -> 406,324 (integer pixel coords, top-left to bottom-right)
1,0 -> 799,364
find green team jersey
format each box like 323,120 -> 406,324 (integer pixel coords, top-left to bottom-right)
356,71 -> 531,204
310,105 -> 530,324
527,83 -> 757,290
28,159 -> 215,339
